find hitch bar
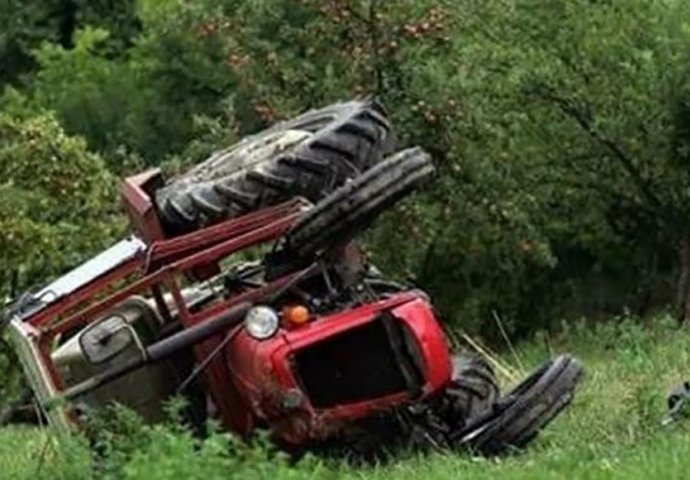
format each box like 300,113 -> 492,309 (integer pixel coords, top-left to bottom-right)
61,302 -> 252,400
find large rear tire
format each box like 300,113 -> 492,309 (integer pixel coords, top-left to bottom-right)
156,99 -> 394,234
454,354 -> 583,456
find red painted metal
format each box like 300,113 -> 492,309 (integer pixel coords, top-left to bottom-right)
145,199 -> 307,268
34,202 -> 305,335
38,332 -> 66,391
391,298 -> 453,393
120,169 -> 166,243
23,198 -> 307,403
222,292 -> 452,444
19,173 -> 454,445
183,269 -> 310,434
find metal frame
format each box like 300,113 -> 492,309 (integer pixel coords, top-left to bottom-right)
9,170 -> 311,426
6,169 -> 453,443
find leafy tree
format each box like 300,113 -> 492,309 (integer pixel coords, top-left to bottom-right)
10,11 -> 239,167
7,0 -> 690,336
217,0 -> 690,330
0,112 -> 123,301
454,0 -> 690,322
0,0 -> 62,85
0,0 -> 140,86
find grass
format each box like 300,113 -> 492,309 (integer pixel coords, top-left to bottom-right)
0,426 -> 91,479
4,313 -> 690,479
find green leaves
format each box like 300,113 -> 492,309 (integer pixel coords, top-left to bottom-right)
0,113 -> 123,299
2,0 -> 690,336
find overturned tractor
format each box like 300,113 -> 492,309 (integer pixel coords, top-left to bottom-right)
1,99 -> 583,456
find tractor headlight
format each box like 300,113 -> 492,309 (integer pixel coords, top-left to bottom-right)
244,306 -> 279,340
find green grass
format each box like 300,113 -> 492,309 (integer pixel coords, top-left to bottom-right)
0,426 -> 91,479
4,314 -> 690,479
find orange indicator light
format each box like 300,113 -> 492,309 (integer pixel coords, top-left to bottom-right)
283,305 -> 310,325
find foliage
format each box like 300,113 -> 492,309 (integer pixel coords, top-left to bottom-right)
365,0 -> 690,333
459,0 -> 690,324
0,427 -> 91,480
116,0 -> 690,334
2,3 -> 240,167
48,402 -> 337,480
0,113 -> 123,400
3,0 -> 690,336
0,0 -> 62,85
0,0 -> 140,87
6,1 -> 690,477
0,112 -> 122,299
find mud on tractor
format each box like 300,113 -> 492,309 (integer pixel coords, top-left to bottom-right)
1,99 -> 583,456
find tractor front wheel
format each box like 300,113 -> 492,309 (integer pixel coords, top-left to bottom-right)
453,354 -> 584,456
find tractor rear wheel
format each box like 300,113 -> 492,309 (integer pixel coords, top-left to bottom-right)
155,99 -> 394,234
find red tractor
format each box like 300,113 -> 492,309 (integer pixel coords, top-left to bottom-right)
1,100 -> 582,456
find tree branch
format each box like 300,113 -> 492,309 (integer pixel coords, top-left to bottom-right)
533,87 -> 667,215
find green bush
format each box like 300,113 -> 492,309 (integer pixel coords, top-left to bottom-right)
0,112 -> 123,298
0,427 -> 92,480
0,404 -> 342,480
7,3 -> 241,168
83,404 -> 341,480
0,0 -> 140,87
140,0 -> 690,335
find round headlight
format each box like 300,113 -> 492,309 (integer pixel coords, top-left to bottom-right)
244,306 -> 279,340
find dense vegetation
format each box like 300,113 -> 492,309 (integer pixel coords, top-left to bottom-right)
5,0 -> 690,337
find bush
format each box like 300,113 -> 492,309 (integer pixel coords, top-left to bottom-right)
0,112 -> 123,298
0,0 -> 140,87
1,404 -> 343,480
11,5 -> 241,168
85,404 -> 340,480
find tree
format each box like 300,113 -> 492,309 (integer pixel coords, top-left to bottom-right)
467,0 -> 690,321
0,0 -> 62,85
0,111 -> 124,402
7,0 -> 690,336
0,112 -> 123,300
11,13 -> 239,167
0,0 -> 140,86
